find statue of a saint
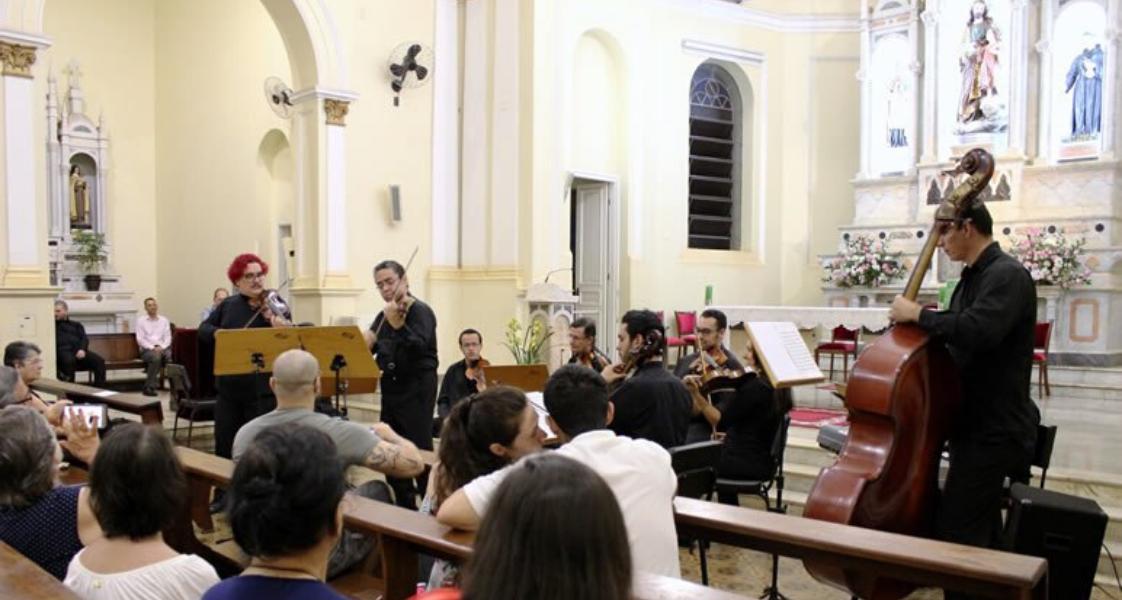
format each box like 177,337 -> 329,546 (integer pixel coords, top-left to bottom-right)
1064,33 -> 1104,140
70,164 -> 90,228
957,1 -> 1002,129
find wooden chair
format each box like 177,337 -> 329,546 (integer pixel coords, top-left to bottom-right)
668,440 -> 722,585
167,363 -> 215,449
1032,321 -> 1053,398
814,326 -> 860,382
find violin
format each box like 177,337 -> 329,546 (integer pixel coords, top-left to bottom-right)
691,338 -> 750,395
465,357 -> 491,391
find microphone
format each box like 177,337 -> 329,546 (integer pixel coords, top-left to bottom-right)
544,267 -> 573,284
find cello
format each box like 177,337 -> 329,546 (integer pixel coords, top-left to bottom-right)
802,149 -> 995,600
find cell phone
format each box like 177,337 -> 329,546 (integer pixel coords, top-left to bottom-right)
66,404 -> 108,430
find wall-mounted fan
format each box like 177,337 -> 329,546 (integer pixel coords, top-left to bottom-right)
388,42 -> 433,106
263,76 -> 294,119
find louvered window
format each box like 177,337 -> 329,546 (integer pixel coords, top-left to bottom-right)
688,64 -> 739,250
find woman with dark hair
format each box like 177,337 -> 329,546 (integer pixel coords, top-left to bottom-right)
202,423 -> 348,600
421,385 -> 544,587
64,423 -> 218,598
199,253 -> 291,463
0,405 -> 101,580
685,339 -> 793,505
422,453 -> 632,600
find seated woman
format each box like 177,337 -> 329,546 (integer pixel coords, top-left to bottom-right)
3,342 -> 70,426
422,386 -> 545,588
64,423 -> 219,599
0,405 -> 101,579
421,453 -> 632,600
202,423 -> 348,600
685,339 -> 792,505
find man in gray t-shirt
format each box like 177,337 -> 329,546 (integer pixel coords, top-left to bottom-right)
232,349 -> 425,479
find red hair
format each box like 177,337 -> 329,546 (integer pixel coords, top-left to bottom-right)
227,253 -> 269,284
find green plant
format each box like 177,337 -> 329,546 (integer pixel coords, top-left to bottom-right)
502,317 -> 552,365
72,231 -> 107,274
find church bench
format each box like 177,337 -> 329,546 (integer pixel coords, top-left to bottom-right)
87,333 -> 145,374
0,541 -> 81,599
673,497 -> 1048,600
169,447 -> 750,600
31,377 -> 165,426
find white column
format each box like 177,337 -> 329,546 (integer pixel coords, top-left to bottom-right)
857,1 -> 872,178
908,6 -> 922,171
460,0 -> 491,267
1101,0 -> 1120,159
1007,0 -> 1030,156
489,0 -> 520,266
289,95 -> 318,286
920,5 -> 940,163
0,41 -> 43,285
431,0 -> 461,267
1035,0 -> 1054,163
324,99 -> 349,282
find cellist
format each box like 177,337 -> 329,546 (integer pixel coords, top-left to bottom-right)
435,328 -> 488,433
889,200 -> 1040,595
673,308 -> 744,442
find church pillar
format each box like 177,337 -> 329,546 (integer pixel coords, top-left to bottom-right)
0,40 -> 45,286
431,0 -> 461,268
857,1 -> 872,178
919,5 -> 939,164
1007,0 -> 1030,157
1102,2 -> 1120,160
1034,0 -> 1054,163
907,5 -> 921,172
460,0 -> 491,268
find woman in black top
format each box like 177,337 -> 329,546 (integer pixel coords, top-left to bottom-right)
199,253 -> 291,461
685,340 -> 792,505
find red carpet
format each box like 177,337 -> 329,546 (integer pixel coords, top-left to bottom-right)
789,407 -> 848,429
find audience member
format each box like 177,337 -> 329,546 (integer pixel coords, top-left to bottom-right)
0,406 -> 101,579
202,423 -> 348,600
425,453 -> 632,600
199,288 -> 229,323
64,423 -> 219,598
422,386 -> 544,587
54,300 -> 107,386
3,346 -> 71,427
232,349 -> 423,577
438,365 -> 680,577
136,297 -> 172,396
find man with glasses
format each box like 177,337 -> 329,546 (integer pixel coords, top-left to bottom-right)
889,201 -> 1040,587
674,308 -> 744,443
435,328 -> 486,434
567,317 -> 610,372
365,259 -> 438,509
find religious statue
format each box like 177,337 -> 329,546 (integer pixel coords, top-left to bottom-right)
69,164 -> 90,229
1064,33 -> 1104,140
886,76 -> 908,148
957,1 -> 1005,133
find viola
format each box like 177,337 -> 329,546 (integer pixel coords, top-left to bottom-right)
465,357 -> 491,391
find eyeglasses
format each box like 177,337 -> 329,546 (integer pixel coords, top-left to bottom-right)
696,328 -> 718,335
241,272 -> 266,282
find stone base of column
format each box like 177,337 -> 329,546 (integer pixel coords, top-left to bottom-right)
290,285 -> 365,326
0,285 -> 64,378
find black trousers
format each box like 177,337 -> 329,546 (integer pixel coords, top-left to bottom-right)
214,374 -> 276,459
57,350 -> 106,386
939,437 -> 1031,600
380,370 -> 437,509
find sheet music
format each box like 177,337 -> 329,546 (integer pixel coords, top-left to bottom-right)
746,322 -> 825,387
525,391 -> 556,438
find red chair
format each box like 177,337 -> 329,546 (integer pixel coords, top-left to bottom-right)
1033,321 -> 1053,398
814,326 -> 860,382
663,311 -> 695,361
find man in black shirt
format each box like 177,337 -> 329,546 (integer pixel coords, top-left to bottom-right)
674,308 -> 743,443
365,259 -> 438,508
54,300 -> 106,386
435,328 -> 485,434
890,202 -> 1040,581
567,317 -> 610,372
601,309 -> 691,448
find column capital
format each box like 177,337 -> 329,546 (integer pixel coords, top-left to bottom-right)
324,99 -> 350,126
1034,39 -> 1051,55
920,10 -> 939,28
0,42 -> 37,78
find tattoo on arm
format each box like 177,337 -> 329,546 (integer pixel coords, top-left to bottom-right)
366,441 -> 424,475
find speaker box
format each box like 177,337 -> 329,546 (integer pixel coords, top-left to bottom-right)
389,185 -> 402,222
1002,483 -> 1107,600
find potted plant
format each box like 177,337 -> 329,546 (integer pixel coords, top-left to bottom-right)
502,317 -> 553,365
72,231 -> 107,291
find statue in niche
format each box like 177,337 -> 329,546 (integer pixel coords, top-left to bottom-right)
1064,32 -> 1104,140
956,1 -> 1007,134
69,164 -> 91,229
886,76 -> 908,148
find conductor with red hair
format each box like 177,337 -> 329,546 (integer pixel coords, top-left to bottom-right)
200,253 -> 292,462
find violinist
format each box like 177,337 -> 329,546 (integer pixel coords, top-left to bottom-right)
567,317 -> 610,372
366,259 -> 439,509
673,309 -> 744,443
435,329 -> 488,433
600,309 -> 691,448
684,338 -> 791,505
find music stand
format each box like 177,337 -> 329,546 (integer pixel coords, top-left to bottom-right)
298,326 -> 380,417
484,364 -> 549,392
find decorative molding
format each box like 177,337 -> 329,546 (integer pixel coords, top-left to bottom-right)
427,266 -> 524,286
681,39 -> 765,65
0,29 -> 52,49
855,68 -> 867,82
1034,39 -> 1051,54
908,60 -> 923,75
324,98 -> 349,126
663,0 -> 860,33
1069,299 -> 1100,343
289,86 -> 359,105
920,9 -> 939,27
0,42 -> 36,78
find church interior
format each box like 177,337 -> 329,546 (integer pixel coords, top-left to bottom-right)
2,0 -> 1122,598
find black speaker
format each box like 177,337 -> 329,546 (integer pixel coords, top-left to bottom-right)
1002,483 -> 1107,600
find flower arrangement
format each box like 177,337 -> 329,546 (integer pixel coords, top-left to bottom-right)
1008,228 -> 1092,289
502,317 -> 552,365
821,235 -> 907,288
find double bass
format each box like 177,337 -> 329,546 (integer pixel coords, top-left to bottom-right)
802,149 -> 994,600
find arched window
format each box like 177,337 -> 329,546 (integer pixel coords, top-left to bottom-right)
688,64 -> 742,250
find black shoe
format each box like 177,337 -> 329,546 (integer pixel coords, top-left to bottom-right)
209,490 -> 226,514
142,388 -> 157,397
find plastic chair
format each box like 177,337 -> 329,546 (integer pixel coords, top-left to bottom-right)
1033,321 -> 1053,397
814,326 -> 860,382
668,440 -> 722,586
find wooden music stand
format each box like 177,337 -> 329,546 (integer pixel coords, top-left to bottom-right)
484,364 -> 549,392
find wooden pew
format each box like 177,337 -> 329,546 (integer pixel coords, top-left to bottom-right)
169,447 -> 748,600
0,541 -> 81,599
87,333 -> 145,376
31,378 -> 164,426
674,497 -> 1048,600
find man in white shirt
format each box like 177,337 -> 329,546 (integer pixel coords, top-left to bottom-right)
135,297 -> 172,396
437,364 -> 681,577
